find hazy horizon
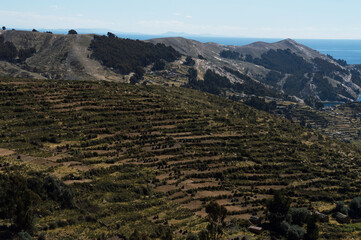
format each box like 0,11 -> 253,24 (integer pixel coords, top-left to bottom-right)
2,0 -> 361,39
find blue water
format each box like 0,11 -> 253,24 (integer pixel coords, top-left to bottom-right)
117,34 -> 361,65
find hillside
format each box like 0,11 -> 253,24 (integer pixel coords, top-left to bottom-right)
1,78 -> 361,239
2,30 -> 361,103
0,30 -> 125,81
148,37 -> 361,102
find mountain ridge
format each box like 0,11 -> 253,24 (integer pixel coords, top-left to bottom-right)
1,30 -> 361,102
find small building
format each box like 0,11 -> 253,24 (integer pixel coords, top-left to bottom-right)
336,212 -> 350,224
248,225 -> 263,234
249,216 -> 262,225
315,211 -> 329,223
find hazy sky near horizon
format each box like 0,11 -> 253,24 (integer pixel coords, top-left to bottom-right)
1,0 -> 361,39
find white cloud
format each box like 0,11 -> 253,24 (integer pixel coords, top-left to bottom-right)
185,16 -> 192,19
173,13 -> 181,16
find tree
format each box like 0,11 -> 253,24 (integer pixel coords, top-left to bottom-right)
349,197 -> 361,219
183,56 -> 195,66
107,32 -> 116,38
18,48 -> 36,63
151,59 -> 165,71
32,29 -> 38,32
266,191 -> 291,232
289,208 -> 308,225
130,229 -> 150,240
186,233 -> 198,240
335,201 -> 349,215
287,225 -> 305,240
199,201 -> 227,240
0,37 -> 18,62
304,214 -> 319,240
2,26 -> 5,30
0,174 -> 40,234
68,29 -> 78,35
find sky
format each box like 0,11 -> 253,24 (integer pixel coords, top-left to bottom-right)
1,0 -> 361,39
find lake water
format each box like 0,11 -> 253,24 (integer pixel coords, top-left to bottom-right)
118,34 -> 361,65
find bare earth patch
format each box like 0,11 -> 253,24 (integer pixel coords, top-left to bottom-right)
195,190 -> 232,199
0,148 -> 15,156
63,179 -> 93,185
181,200 -> 203,210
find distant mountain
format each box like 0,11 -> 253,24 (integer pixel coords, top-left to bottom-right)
149,37 -> 361,102
1,29 -> 361,102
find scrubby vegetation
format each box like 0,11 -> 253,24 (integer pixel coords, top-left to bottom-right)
251,49 -> 314,74
0,78 -> 361,239
186,68 -> 282,99
89,35 -> 181,75
0,36 -> 36,63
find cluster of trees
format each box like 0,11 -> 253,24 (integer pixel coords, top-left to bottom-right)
267,191 -> 319,240
327,54 -> 348,66
304,96 -> 324,110
313,73 -> 354,100
243,96 -> 277,112
313,57 -> 346,75
89,33 -> 181,78
186,69 -> 231,95
219,50 -> 242,60
183,56 -> 195,66
335,197 -> 361,219
283,74 -> 309,97
0,173 -> 74,236
186,67 -> 283,100
263,70 -> 284,85
219,50 -> 253,62
151,59 -> 166,71
251,49 -> 314,74
0,36 -> 36,63
224,67 -> 281,98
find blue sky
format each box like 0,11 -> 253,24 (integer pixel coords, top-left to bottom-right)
1,0 -> 361,39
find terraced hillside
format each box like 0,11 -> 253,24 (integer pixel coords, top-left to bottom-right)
1,78 -> 361,239
264,100 -> 361,143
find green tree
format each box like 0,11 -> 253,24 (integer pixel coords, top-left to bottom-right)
349,197 -> 361,219
200,201 -> 227,240
287,225 -> 305,240
266,191 -> 291,232
0,174 -> 40,233
183,56 -> 195,66
151,59 -> 166,71
289,208 -> 308,225
304,214 -> 319,240
130,229 -> 150,240
107,32 -> 116,38
68,29 -> 78,35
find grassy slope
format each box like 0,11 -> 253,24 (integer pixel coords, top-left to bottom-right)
0,78 -> 361,239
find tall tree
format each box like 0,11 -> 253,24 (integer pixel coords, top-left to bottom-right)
199,202 -> 227,240
304,214 -> 319,240
266,191 -> 291,232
